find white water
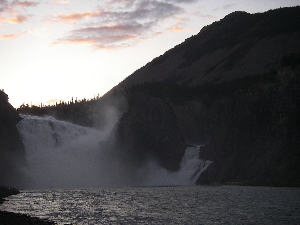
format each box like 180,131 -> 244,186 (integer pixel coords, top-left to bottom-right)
17,115 -> 212,188
17,115 -> 107,189
136,146 -> 212,186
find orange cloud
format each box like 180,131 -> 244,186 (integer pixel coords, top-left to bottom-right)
0,33 -> 19,39
53,34 -> 137,50
49,11 -> 101,23
0,14 -> 29,23
167,17 -> 189,32
0,29 -> 28,39
169,26 -> 183,31
47,0 -> 70,5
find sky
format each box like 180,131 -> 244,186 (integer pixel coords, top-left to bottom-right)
0,0 -> 299,108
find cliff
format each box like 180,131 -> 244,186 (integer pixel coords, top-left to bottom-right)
0,90 -> 26,187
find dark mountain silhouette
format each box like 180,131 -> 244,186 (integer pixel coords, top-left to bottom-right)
15,6 -> 300,186
117,7 -> 300,88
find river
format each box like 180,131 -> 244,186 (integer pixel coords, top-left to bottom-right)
1,185 -> 299,224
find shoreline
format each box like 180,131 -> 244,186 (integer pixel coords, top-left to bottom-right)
0,186 -> 55,225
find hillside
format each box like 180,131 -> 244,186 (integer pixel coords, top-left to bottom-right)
114,7 -> 300,90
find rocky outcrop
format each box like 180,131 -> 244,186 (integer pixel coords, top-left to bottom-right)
0,91 -> 26,187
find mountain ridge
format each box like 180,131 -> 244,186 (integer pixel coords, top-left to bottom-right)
113,6 -> 300,90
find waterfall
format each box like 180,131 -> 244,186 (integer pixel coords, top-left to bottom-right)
17,115 -> 107,189
17,115 -> 212,188
136,146 -> 212,186
180,146 -> 213,185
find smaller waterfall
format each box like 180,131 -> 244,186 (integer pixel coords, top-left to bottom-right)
136,145 -> 212,186
180,146 -> 213,185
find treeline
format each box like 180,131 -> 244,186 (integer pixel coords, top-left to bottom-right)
17,95 -> 103,127
18,94 -> 101,110
17,90 -> 127,129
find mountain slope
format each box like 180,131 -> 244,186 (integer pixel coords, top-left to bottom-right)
116,7 -> 300,89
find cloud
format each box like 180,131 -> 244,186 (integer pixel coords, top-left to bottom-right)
11,1 -> 39,7
167,0 -> 198,3
106,0 -> 135,7
0,14 -> 29,23
55,22 -> 152,49
48,0 -> 69,5
0,0 -> 38,24
53,0 -> 196,49
49,11 -> 101,23
169,26 -> 183,31
0,29 -> 28,39
0,32 -> 19,38
223,3 -> 236,10
1,0 -> 39,12
167,17 -> 190,32
0,0 -> 8,12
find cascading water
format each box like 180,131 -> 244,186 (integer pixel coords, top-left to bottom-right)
17,115 -> 212,189
17,115 -> 107,189
136,145 -> 212,186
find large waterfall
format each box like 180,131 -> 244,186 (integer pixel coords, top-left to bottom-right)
17,115 -> 212,189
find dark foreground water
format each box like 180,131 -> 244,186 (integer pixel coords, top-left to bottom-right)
0,185 -> 299,224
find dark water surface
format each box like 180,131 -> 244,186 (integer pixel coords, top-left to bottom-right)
1,185 -> 299,224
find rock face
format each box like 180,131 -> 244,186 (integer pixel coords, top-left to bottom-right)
0,90 -> 26,187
